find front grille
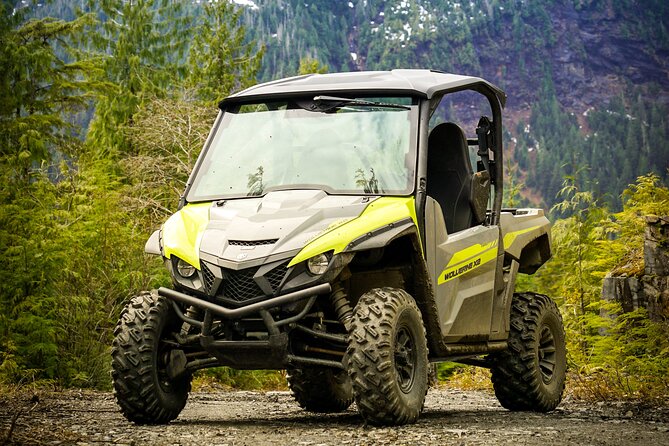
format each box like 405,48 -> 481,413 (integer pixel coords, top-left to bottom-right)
223,268 -> 264,302
228,239 -> 278,247
266,263 -> 288,290
201,262 -> 215,294
220,261 -> 289,304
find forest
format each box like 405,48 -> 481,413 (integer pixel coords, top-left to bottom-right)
0,0 -> 668,401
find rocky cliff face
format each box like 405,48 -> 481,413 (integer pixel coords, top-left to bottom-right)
552,3 -> 669,109
602,216 -> 669,321
475,1 -> 669,111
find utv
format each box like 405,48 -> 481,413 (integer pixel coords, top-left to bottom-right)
112,69 -> 566,426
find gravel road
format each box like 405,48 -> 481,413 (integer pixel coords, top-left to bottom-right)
2,388 -> 668,445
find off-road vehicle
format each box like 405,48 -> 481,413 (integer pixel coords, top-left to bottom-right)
112,69 -> 566,426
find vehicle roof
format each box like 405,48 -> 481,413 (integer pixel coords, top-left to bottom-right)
221,69 -> 506,108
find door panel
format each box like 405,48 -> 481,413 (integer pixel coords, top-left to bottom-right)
424,197 -> 500,342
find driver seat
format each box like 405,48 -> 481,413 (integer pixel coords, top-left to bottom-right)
427,122 -> 474,234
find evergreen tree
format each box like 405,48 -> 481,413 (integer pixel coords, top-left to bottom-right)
0,4 -> 110,384
81,0 -> 190,156
0,5 -> 97,182
187,0 -> 264,105
298,56 -> 328,75
550,176 -> 608,320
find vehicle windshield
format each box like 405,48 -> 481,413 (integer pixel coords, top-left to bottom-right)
186,97 -> 418,201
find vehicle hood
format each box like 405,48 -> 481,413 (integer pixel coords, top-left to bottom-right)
162,190 -> 372,269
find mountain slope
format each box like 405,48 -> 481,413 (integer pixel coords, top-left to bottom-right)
242,0 -> 668,107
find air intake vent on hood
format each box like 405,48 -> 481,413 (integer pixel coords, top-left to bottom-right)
228,239 -> 278,247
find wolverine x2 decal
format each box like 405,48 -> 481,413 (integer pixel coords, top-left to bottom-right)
438,240 -> 498,284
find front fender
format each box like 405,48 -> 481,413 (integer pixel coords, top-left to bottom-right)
161,202 -> 211,269
288,197 -> 421,267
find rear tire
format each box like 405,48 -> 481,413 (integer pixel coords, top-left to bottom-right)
491,292 -> 566,412
112,291 -> 191,424
287,367 -> 353,412
347,287 -> 428,425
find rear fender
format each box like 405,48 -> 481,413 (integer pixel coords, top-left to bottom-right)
500,209 -> 551,274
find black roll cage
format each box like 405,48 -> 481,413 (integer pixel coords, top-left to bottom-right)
415,82 -> 505,250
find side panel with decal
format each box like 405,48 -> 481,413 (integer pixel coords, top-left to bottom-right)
433,224 -> 500,341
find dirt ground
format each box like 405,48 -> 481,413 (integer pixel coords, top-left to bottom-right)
1,388 -> 668,446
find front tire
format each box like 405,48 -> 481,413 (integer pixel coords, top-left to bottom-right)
490,292 -> 566,412
287,367 -> 353,413
347,288 -> 428,425
112,291 -> 191,424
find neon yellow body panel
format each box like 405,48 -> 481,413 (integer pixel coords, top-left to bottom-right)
162,202 -> 211,269
288,197 -> 419,267
503,225 -> 542,250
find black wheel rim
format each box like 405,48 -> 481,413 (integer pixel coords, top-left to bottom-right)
157,340 -> 174,392
538,324 -> 557,384
156,320 -> 183,393
395,325 -> 416,393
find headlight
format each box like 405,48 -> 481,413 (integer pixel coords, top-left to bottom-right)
176,258 -> 196,278
307,252 -> 331,275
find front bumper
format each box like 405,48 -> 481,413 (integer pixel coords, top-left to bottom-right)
159,283 -> 343,371
158,282 -> 332,319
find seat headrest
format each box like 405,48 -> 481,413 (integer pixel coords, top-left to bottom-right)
429,122 -> 467,145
